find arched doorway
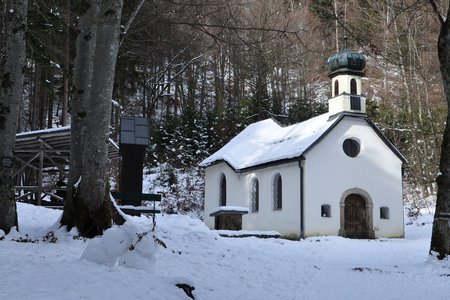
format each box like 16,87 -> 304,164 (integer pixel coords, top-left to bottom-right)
344,194 -> 367,238
339,188 -> 375,239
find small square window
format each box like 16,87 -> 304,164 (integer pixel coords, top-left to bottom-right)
380,206 -> 390,219
350,96 -> 361,110
321,204 -> 331,218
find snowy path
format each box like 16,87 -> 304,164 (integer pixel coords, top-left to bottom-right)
0,204 -> 449,300
156,214 -> 448,300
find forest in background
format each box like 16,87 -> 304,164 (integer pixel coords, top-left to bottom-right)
1,0 -> 446,215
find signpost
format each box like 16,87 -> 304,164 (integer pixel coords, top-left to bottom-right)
118,116 -> 149,215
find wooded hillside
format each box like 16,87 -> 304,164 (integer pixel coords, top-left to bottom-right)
1,0 -> 445,210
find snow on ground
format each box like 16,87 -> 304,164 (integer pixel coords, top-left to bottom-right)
1,203 -> 450,300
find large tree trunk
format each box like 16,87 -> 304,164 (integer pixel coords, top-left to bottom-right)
430,3 -> 450,259
60,2 -> 98,230
77,0 -> 124,235
60,0 -> 71,127
62,0 -> 125,237
0,0 -> 28,234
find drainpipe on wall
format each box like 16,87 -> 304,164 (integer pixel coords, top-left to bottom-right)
299,156 -> 306,239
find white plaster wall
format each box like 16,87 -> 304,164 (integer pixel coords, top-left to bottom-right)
304,117 -> 404,238
203,162 -> 246,229
329,95 -> 366,115
241,162 -> 301,237
203,161 -> 301,237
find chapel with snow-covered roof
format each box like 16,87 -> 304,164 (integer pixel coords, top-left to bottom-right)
200,41 -> 406,239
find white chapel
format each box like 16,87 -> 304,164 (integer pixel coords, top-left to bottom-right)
200,42 -> 406,239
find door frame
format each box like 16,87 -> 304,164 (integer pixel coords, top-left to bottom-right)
338,188 -> 375,239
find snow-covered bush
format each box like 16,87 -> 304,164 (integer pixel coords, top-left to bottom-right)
82,221 -> 162,270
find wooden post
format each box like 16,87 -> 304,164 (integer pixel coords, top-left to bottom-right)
37,143 -> 44,205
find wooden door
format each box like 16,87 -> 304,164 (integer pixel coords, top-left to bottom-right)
344,194 -> 367,239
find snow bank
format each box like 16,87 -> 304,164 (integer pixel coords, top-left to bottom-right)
82,221 -> 158,271
4,203 -> 450,300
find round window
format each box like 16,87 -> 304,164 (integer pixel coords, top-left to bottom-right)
343,138 -> 360,157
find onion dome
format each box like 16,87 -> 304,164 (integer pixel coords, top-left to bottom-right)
326,37 -> 366,77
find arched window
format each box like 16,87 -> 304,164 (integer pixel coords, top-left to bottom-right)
219,173 -> 226,206
273,173 -> 282,210
350,78 -> 357,95
334,80 -> 339,96
251,178 -> 259,213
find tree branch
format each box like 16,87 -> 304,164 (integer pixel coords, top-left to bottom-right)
428,0 -> 445,24
119,0 -> 145,47
170,20 -> 299,35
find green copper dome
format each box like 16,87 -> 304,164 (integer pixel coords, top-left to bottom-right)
326,40 -> 366,77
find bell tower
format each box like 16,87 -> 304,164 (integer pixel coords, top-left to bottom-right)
326,38 -> 366,115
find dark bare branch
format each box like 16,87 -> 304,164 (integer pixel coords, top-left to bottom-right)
429,0 -> 445,24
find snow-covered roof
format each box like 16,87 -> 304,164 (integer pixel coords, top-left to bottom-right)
16,125 -> 71,138
200,112 -> 337,171
14,126 -> 120,169
209,206 -> 249,217
201,112 -> 406,171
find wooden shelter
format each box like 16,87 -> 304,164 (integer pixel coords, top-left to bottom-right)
13,126 -> 120,205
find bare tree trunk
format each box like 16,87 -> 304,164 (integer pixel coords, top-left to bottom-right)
334,0 -> 339,52
62,0 -> 126,237
30,65 -> 41,130
38,68 -> 48,130
393,15 -> 427,195
430,1 -> 450,259
47,91 -> 54,129
60,0 -> 71,126
0,0 -> 28,234
80,0 -> 123,209
61,2 -> 99,230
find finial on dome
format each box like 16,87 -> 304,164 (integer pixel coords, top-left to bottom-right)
343,36 -> 349,50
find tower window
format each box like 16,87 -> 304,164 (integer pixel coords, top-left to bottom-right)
350,96 -> 361,111
219,173 -> 226,206
334,80 -> 339,96
350,78 -> 357,95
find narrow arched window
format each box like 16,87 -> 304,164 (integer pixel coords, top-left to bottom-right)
350,79 -> 357,95
334,80 -> 339,96
273,173 -> 282,210
219,173 -> 226,206
251,178 -> 259,213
